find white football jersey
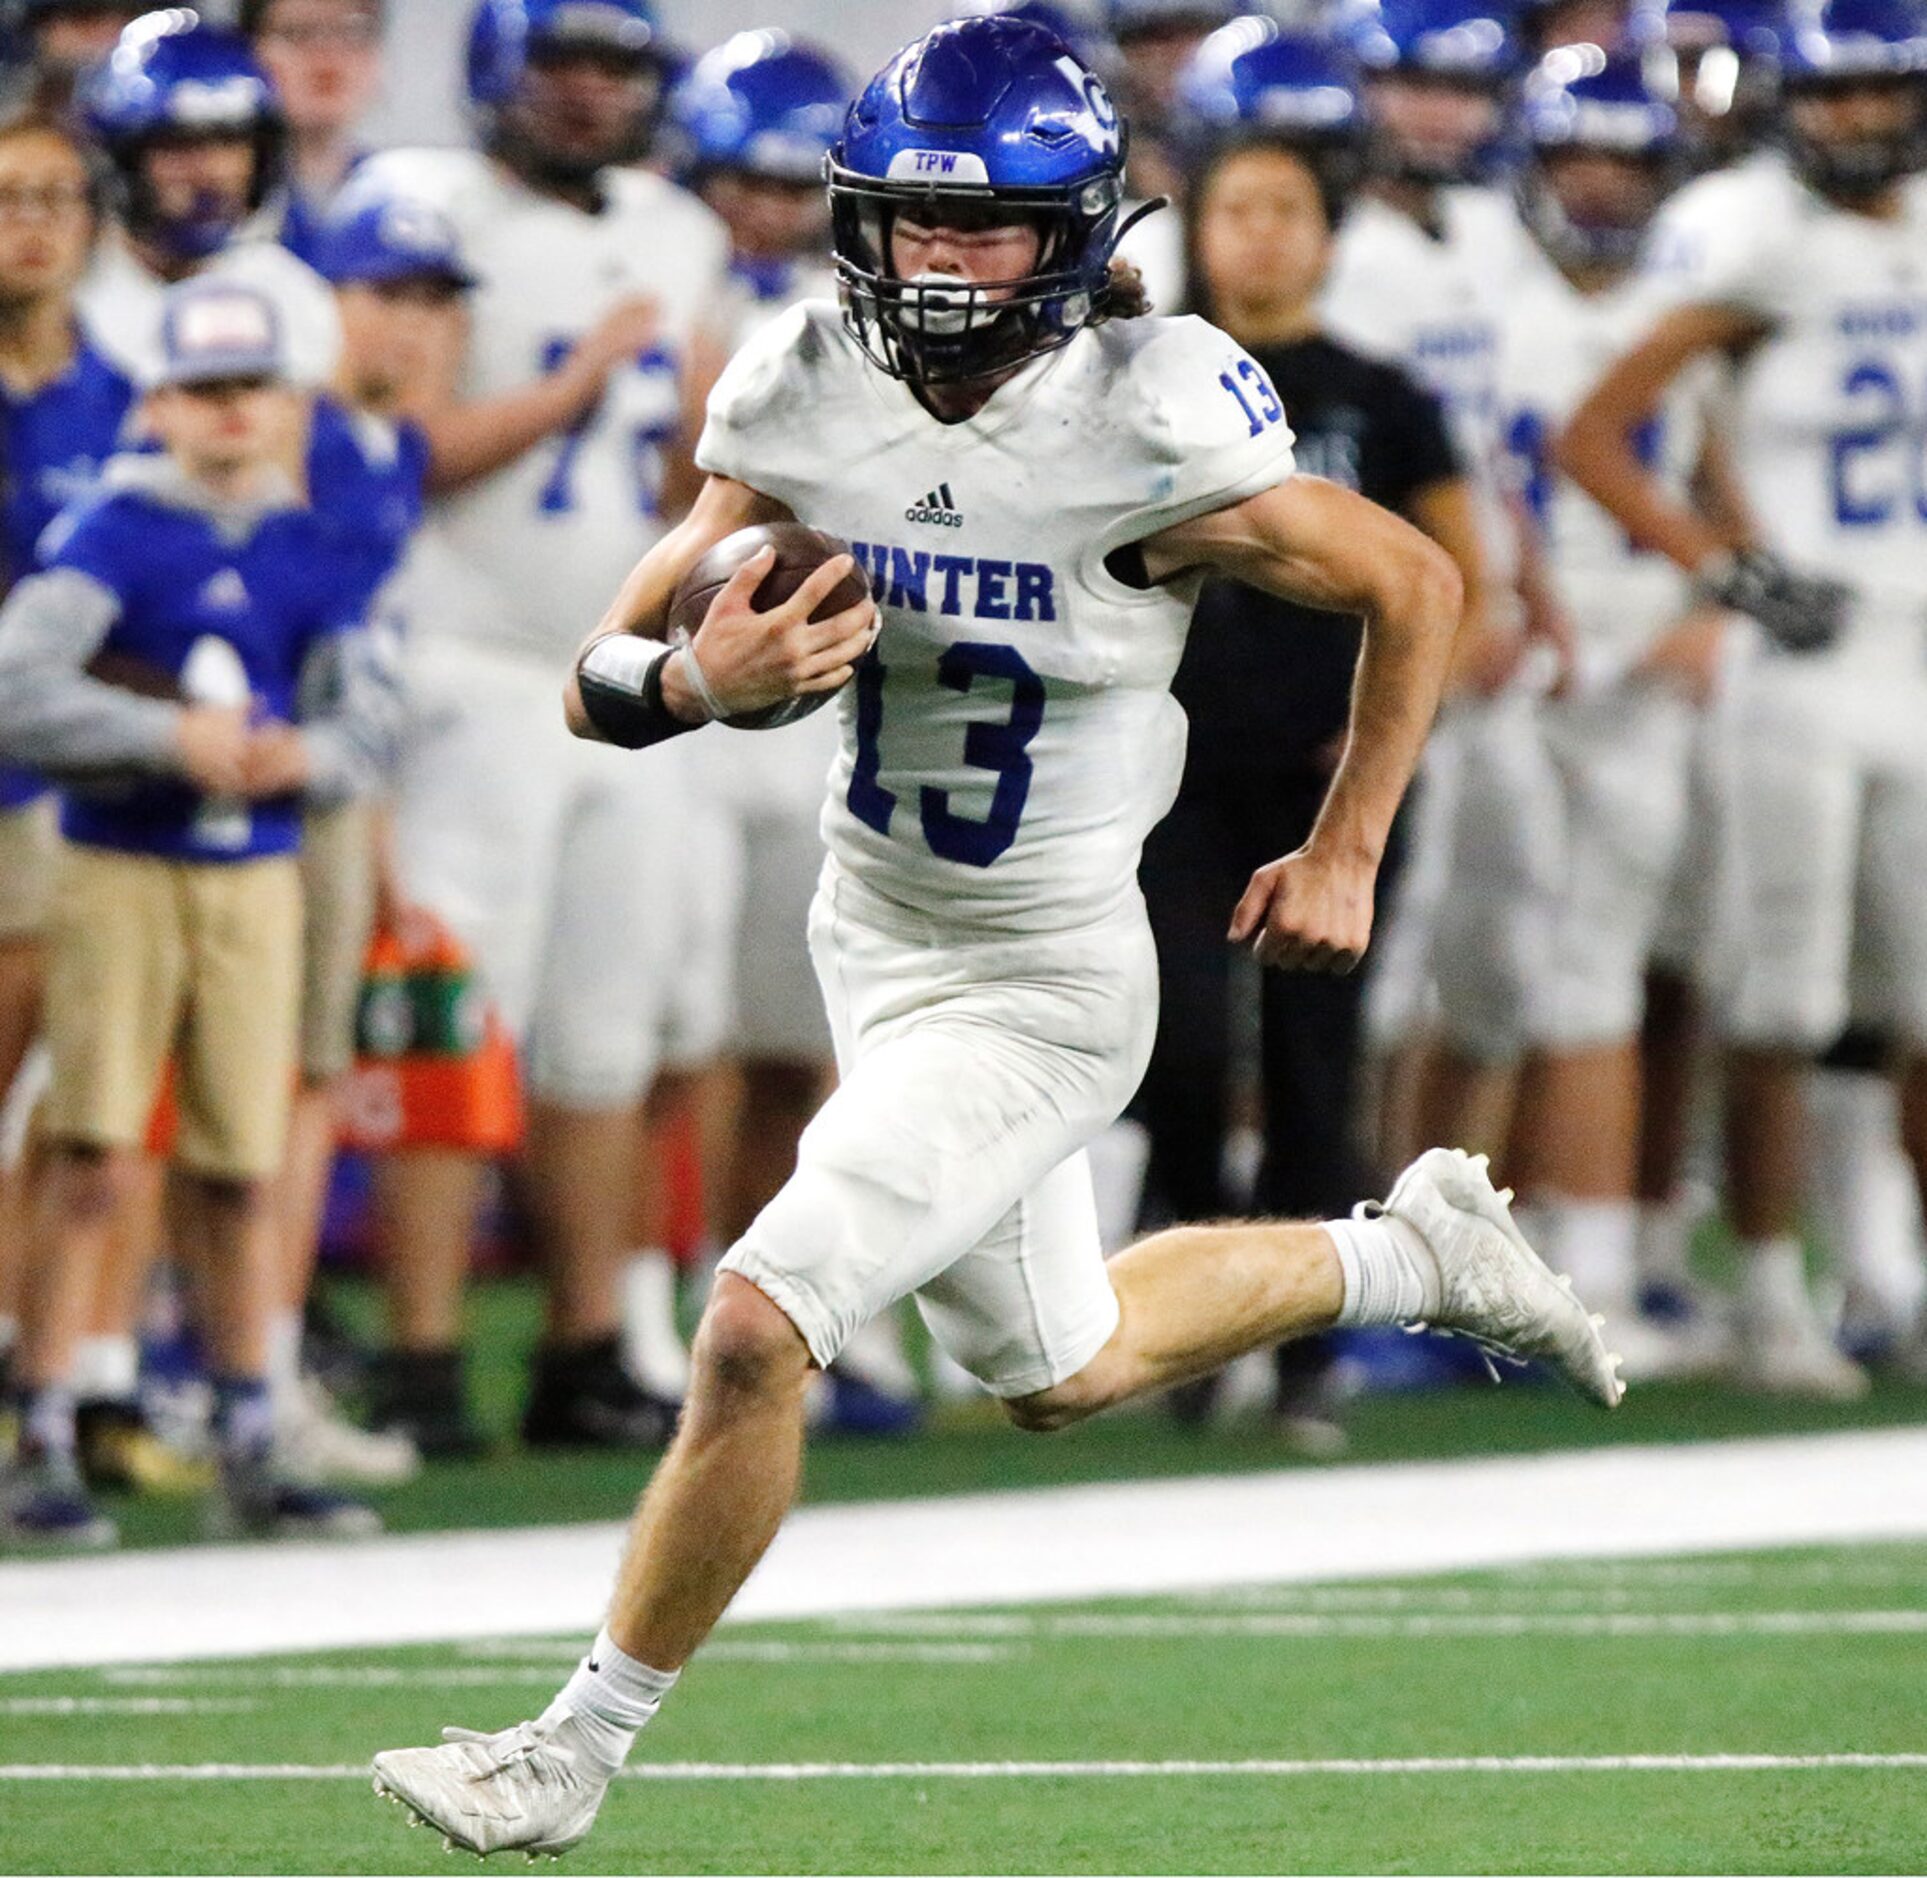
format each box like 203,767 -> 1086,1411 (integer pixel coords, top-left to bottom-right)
696,303 -> 1299,934
1322,186 -> 1549,586
1641,151 -> 1927,642
1498,266 -> 1707,678
79,223 -> 342,388
356,149 -> 730,664
710,253 -> 839,355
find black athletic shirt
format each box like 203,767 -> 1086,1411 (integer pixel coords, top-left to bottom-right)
1175,333 -> 1460,773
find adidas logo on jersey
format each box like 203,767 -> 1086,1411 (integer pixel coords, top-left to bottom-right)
197,568 -> 249,611
904,483 -> 964,528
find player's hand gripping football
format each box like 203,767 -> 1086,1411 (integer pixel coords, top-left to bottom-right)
669,543 -> 878,722
1229,843 -> 1377,974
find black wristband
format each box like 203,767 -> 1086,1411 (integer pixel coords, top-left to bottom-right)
576,637 -> 702,750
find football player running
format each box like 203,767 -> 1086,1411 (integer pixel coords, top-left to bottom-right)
1561,0 -> 1927,1395
371,19 -> 1622,1856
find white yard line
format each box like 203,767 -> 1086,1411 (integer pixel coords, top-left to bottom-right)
822,1608 -> 1927,1639
0,1698 -> 255,1715
5,1427 -> 1927,1672
3,1754 -> 1925,1781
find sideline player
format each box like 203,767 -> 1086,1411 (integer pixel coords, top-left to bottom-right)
1560,0 -> 1927,1394
371,19 -> 1622,1853
352,0 -> 732,1450
1319,0 -> 1558,1165
1494,47 -> 1732,1376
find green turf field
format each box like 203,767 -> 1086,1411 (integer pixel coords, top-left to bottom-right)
4,1537 -> 1925,1875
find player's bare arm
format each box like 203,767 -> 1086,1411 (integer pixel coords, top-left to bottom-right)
1555,301 -> 1763,572
1139,473 -> 1461,973
418,294 -> 665,494
562,472 -> 875,738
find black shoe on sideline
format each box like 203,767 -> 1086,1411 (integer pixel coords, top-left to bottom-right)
366,1349 -> 490,1461
521,1336 -> 678,1451
209,1453 -> 382,1540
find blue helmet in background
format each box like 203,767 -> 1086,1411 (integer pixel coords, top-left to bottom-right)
467,0 -> 658,108
1178,17 -> 1368,139
828,15 -> 1135,386
79,10 -> 284,263
1631,0 -> 1788,151
668,29 -> 852,183
1175,18 -> 1369,204
1347,0 -> 1523,179
1349,0 -> 1525,78
1518,42 -> 1681,261
1778,0 -> 1927,194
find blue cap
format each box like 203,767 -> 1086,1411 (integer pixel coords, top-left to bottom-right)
1782,0 -> 1927,78
1177,17 -> 1366,135
313,193 -> 478,289
668,29 -> 851,181
152,278 -> 289,388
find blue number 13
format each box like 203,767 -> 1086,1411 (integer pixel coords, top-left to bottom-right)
847,642 -> 1046,868
1218,358 -> 1284,437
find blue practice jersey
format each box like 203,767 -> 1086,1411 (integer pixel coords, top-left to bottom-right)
305,394 -> 429,620
49,485 -> 353,863
0,331 -> 135,809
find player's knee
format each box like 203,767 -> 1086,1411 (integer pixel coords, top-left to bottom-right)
690,1275 -> 813,1407
1003,1362 -> 1117,1436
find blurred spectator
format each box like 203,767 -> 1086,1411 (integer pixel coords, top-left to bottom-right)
0,106 -> 131,1425
352,0 -> 731,1454
9,2 -> 146,112
0,276 -> 393,1546
242,0 -> 386,268
1107,0 -> 1236,202
1137,27 -> 1469,1444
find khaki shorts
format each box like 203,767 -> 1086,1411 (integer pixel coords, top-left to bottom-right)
0,798 -> 58,943
300,801 -> 377,1084
42,847 -> 302,1180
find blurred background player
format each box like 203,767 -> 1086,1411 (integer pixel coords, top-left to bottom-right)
1561,0 -> 1927,1395
353,0 -> 732,1453
1636,0 -> 1791,171
1107,0 -> 1237,203
241,0 -> 387,268
0,276 -> 392,1546
1135,17 -> 1471,1442
1322,0 -> 1554,1171
77,10 -> 344,394
0,108 -> 134,1439
4,1 -> 144,113
1495,44 -> 1734,1376
660,25 -> 921,1431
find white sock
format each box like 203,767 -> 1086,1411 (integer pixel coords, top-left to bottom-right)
1327,1212 -> 1440,1327
1741,1237 -> 1810,1321
69,1333 -> 137,1404
1636,1195 -> 1695,1288
541,1626 -> 678,1774
620,1250 -> 690,1400
267,1310 -> 304,1416
1539,1196 -> 1638,1315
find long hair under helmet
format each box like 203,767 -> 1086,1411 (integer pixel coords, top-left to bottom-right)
827,15 -> 1146,387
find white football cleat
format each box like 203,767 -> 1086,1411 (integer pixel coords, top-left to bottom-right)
372,1714 -> 614,1858
1373,1148 -> 1626,1408
277,1375 -> 421,1488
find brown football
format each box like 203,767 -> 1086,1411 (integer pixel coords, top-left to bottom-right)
665,521 -> 871,729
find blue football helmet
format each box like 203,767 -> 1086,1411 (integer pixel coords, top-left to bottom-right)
79,10 -> 284,263
1518,43 -> 1681,263
828,15 -> 1135,386
668,29 -> 852,184
1779,0 -> 1927,195
467,0 -> 658,107
1175,18 -> 1369,203
1347,0 -> 1522,180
